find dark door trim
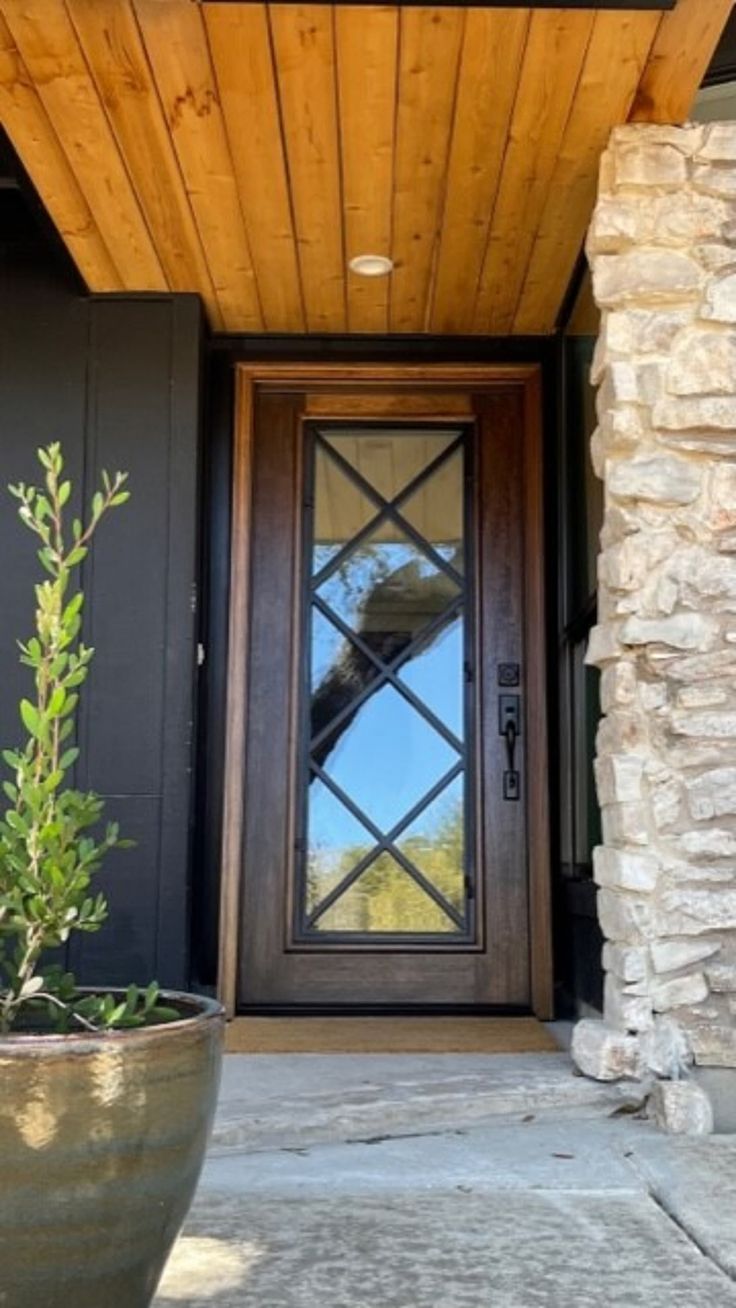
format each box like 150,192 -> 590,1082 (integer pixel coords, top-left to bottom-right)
218,362 -> 551,1018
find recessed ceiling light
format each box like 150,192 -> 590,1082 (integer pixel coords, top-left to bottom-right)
349,254 -> 394,278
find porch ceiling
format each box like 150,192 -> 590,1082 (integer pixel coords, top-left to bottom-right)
0,0 -> 730,336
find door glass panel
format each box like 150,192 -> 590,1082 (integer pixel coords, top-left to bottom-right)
400,447 -> 464,574
316,524 -> 460,648
319,683 -> 458,834
398,614 -> 464,739
305,780 -> 374,914
324,429 -> 458,502
313,445 -> 377,575
311,610 -> 382,756
394,774 -> 465,915
297,425 -> 474,942
314,852 -> 458,934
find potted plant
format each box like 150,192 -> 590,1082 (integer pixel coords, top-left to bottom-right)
0,444 -> 224,1308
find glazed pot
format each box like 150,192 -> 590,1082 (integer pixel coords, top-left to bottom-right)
0,990 -> 225,1308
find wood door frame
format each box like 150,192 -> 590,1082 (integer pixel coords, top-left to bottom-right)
218,362 -> 552,1018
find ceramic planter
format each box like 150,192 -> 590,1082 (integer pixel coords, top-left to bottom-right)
0,991 -> 224,1308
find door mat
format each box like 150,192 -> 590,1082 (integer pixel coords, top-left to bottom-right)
225,1016 -> 559,1055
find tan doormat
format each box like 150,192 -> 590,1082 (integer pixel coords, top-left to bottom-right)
225,1016 -> 558,1055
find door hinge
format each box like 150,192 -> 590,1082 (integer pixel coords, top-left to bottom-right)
197,642 -> 206,667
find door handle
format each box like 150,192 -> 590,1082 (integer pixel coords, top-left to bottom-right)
499,693 -> 521,801
503,718 -> 517,773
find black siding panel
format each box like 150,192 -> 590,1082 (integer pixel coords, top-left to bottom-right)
0,239 -> 201,990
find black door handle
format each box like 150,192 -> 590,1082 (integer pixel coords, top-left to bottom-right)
504,718 -> 517,773
499,693 -> 521,801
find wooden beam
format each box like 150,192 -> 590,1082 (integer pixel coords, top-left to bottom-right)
630,0 -> 734,123
514,9 -> 659,335
66,0 -> 222,325
390,6 -> 465,333
0,11 -> 121,290
0,0 -> 165,290
473,8 -> 596,334
269,4 -> 346,332
205,2 -> 304,332
134,0 -> 263,332
429,8 -> 529,334
336,5 -> 398,334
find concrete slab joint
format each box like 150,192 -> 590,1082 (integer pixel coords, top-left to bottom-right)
574,122 -> 736,1128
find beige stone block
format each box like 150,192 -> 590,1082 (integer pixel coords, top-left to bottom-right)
667,861 -> 735,886
702,271 -> 736,324
639,683 -> 668,712
609,361 -> 662,407
603,941 -> 648,983
649,1080 -> 713,1135
591,192 -> 729,254
603,308 -> 692,357
670,548 -> 736,607
594,845 -> 658,892
601,803 -> 650,848
585,622 -> 621,666
705,963 -> 736,993
689,1021 -> 736,1067
588,199 -> 640,254
708,464 -> 736,533
657,433 -> 736,457
676,685 -> 729,709
605,973 -> 654,1032
694,243 -> 736,273
667,329 -> 736,396
571,1019 -> 643,1081
693,163 -> 736,200
608,454 -> 701,505
597,710 -> 649,756
650,939 -> 720,975
671,710 -> 736,739
687,767 -> 736,821
597,887 -> 658,942
614,143 -> 688,189
620,613 -> 719,652
640,1015 -> 693,1078
595,754 -> 644,804
659,886 -> 736,935
610,123 -> 702,154
654,395 -> 736,431
664,649 -> 736,682
600,662 -> 638,712
593,251 -> 700,308
649,773 -> 682,832
697,123 -> 736,163
651,972 -> 709,1012
672,829 -> 736,859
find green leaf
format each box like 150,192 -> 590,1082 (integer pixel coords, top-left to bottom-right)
148,1005 -> 180,1025
19,699 -> 42,739
48,687 -> 66,718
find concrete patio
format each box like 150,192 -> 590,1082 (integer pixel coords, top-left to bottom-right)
154,1052 -> 736,1307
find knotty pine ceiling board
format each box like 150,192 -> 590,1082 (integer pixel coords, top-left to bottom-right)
0,0 -> 730,336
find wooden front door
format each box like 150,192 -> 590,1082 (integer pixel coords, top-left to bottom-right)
225,368 -> 550,1013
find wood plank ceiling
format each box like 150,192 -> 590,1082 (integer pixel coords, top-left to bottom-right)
0,0 -> 731,335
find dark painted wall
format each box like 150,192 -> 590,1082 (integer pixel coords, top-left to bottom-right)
0,236 -> 202,990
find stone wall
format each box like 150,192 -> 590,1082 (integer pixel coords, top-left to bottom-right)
574,122 -> 736,1085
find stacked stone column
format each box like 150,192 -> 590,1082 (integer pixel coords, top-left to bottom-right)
574,123 -> 736,1084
